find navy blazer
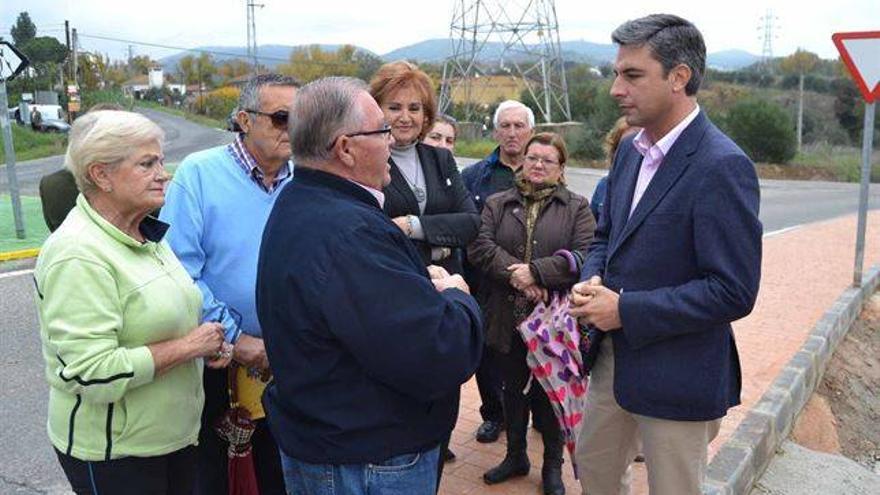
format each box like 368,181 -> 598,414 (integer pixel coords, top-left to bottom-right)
581,111 -> 762,421
256,167 -> 484,463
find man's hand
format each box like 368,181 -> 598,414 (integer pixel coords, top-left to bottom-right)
574,284 -> 621,332
427,265 -> 451,280
569,276 -> 602,316
432,274 -> 470,294
233,334 -> 269,370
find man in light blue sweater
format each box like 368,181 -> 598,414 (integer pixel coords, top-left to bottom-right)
160,73 -> 299,495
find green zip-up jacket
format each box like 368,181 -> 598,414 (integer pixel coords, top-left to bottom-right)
35,195 -> 204,461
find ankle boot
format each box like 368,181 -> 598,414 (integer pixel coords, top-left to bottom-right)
541,464 -> 565,495
483,453 -> 531,484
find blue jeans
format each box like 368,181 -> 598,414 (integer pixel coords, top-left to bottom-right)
280,446 -> 440,495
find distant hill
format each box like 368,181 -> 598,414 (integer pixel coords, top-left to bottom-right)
706,49 -> 761,71
158,40 -> 762,73
381,38 -> 761,71
158,44 -> 375,71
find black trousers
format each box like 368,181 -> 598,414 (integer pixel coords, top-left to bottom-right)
195,366 -> 285,495
498,334 -> 564,467
56,446 -> 196,495
475,345 -> 505,423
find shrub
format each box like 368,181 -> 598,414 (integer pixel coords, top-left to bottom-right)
724,98 -> 797,163
566,126 -> 605,161
194,86 -> 240,121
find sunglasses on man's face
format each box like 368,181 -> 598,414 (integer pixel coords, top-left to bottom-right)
245,109 -> 289,130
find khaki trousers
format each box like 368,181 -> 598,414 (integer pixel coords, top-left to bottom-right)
575,337 -> 721,495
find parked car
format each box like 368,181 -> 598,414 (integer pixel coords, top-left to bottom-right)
34,118 -> 71,133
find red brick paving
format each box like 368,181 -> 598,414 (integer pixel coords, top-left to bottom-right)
439,212 -> 880,495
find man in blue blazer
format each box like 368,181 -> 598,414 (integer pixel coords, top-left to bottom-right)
569,14 -> 762,495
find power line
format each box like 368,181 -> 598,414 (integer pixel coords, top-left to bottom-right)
76,32 -> 359,68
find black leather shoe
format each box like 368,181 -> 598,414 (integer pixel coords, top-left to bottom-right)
443,448 -> 456,463
542,465 -> 565,495
483,454 -> 530,484
475,420 -> 503,443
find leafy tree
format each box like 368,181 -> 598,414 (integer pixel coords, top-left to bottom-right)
354,51 -> 384,83
833,76 -> 862,144
128,55 -> 158,76
177,55 -> 198,85
176,53 -> 217,87
779,48 -> 820,153
17,36 -> 67,92
20,36 -> 67,64
725,98 -> 796,163
278,45 -> 359,83
217,59 -> 251,84
10,12 -> 36,46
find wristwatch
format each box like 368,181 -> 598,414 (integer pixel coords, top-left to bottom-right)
407,215 -> 417,237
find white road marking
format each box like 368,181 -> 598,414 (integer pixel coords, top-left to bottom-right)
0,268 -> 34,280
764,226 -> 801,238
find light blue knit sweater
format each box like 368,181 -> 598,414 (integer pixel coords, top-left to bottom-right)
160,144 -> 291,341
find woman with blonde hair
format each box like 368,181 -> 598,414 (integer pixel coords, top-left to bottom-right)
34,110 -> 231,494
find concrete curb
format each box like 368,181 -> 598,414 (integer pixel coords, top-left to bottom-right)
704,265 -> 880,495
0,248 -> 40,262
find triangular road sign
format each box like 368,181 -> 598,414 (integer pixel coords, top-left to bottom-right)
832,31 -> 880,103
0,41 -> 30,82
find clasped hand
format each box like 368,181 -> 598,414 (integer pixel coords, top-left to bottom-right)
508,263 -> 547,303
428,265 -> 471,294
568,276 -> 622,331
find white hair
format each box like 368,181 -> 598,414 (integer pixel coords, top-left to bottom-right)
64,110 -> 164,193
493,100 -> 535,129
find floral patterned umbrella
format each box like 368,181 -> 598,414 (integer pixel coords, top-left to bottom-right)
517,293 -> 589,478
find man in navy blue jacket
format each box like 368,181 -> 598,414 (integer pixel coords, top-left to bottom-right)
569,15 -> 762,495
256,76 -> 484,495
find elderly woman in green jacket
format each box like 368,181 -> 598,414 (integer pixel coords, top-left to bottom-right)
34,110 -> 232,495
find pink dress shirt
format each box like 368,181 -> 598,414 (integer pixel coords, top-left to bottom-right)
628,105 -> 701,217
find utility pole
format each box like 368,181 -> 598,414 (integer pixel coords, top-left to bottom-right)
72,28 -> 79,88
246,1 -> 265,73
65,20 -> 71,81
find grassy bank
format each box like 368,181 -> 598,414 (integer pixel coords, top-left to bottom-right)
0,195 -> 50,252
134,100 -> 226,130
0,125 -> 67,165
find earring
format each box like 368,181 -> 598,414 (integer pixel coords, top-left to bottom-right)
104,186 -> 113,193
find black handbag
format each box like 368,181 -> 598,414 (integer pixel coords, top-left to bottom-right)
579,326 -> 606,375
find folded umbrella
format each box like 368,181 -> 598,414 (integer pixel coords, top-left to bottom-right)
517,293 -> 589,478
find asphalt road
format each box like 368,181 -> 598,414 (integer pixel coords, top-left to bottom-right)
1,111 -> 879,493
0,108 -> 233,195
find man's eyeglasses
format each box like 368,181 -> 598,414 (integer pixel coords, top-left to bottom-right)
244,109 -> 289,130
326,124 -> 392,151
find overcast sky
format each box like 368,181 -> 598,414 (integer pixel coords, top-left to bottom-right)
2,0 -> 877,62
